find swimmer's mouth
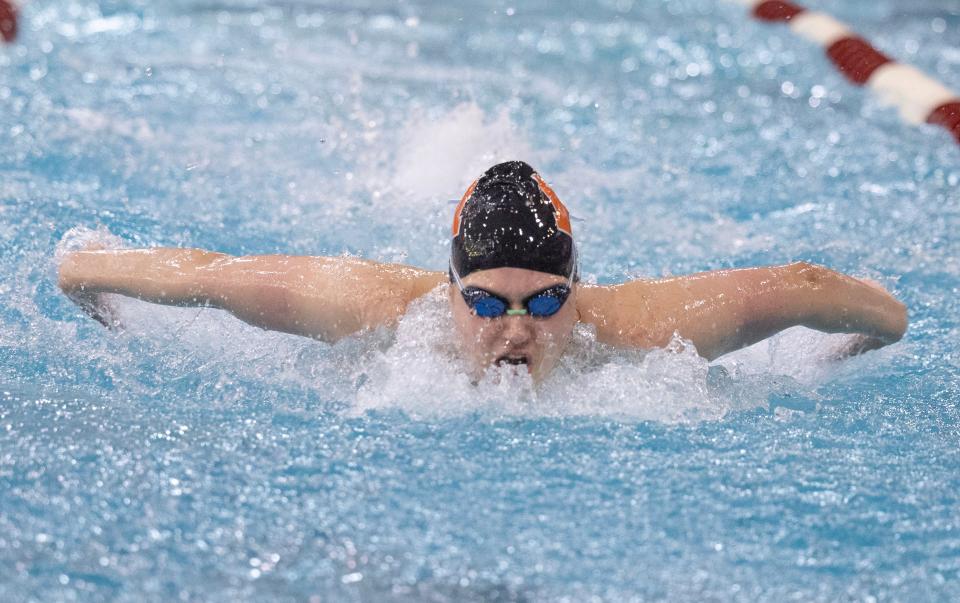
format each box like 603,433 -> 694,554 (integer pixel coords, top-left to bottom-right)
495,355 -> 529,366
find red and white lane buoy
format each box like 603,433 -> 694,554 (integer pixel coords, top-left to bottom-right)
0,0 -> 16,43
731,0 -> 960,145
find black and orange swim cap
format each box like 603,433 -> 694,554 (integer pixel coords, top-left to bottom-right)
451,161 -> 576,280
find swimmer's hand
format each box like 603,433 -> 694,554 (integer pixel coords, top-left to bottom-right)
832,334 -> 888,360
830,277 -> 905,359
65,288 -> 122,330
823,273 -> 907,344
59,247 -> 123,330
56,227 -> 129,330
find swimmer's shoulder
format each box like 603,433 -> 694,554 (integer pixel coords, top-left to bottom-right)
400,266 -> 447,301
300,256 -> 443,298
324,258 -> 444,327
575,278 -> 657,312
575,279 -> 659,347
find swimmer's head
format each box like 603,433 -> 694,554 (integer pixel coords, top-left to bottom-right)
450,160 -> 577,281
448,161 -> 579,382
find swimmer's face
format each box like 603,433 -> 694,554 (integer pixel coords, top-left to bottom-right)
448,267 -> 579,382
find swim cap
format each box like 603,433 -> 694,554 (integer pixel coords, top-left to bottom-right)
451,161 -> 576,280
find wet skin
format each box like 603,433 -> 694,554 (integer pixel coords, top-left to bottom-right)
447,267 -> 579,382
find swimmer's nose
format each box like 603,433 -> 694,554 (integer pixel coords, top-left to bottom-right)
501,313 -> 533,345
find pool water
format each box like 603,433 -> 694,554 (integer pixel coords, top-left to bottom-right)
2,0 -> 959,600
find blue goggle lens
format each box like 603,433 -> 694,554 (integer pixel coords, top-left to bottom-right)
526,293 -> 563,317
472,295 -> 508,318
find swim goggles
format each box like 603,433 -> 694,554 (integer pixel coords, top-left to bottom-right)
449,246 -> 578,319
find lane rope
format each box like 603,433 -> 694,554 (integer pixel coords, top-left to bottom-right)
729,0 -> 960,145
1,1 -> 956,144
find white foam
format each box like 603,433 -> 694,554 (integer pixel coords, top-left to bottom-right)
54,225 -> 128,263
351,286 -> 776,423
86,276 -> 735,424
391,103 -> 536,203
51,229 -> 864,424
715,324 -> 903,395
348,286 -> 903,423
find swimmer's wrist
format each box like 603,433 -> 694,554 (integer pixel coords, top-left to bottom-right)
58,251 -> 114,297
878,299 -> 908,343
57,251 -> 88,293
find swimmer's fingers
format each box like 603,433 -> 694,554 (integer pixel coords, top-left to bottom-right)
68,291 -> 123,331
831,334 -> 887,360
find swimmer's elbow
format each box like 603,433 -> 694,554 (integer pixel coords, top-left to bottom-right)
57,252 -> 83,293
788,260 -> 817,273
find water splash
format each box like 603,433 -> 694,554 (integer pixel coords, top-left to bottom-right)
52,228 -> 873,424
391,103 -> 535,202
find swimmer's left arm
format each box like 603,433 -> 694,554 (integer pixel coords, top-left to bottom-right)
578,262 -> 907,360
58,249 -> 445,341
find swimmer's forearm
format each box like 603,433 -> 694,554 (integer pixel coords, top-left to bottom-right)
58,248 -> 228,305
587,262 -> 907,360
696,262 -> 907,357
57,248 -> 352,337
650,262 -> 822,359
702,262 -> 907,357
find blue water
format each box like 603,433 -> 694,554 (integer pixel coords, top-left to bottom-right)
2,0 -> 960,600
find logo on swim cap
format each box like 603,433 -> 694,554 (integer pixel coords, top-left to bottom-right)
450,161 -> 576,279
531,173 -> 572,236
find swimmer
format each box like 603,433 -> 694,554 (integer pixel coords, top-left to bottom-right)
58,161 -> 908,381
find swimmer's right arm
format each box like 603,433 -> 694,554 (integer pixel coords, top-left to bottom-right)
58,249 -> 445,341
